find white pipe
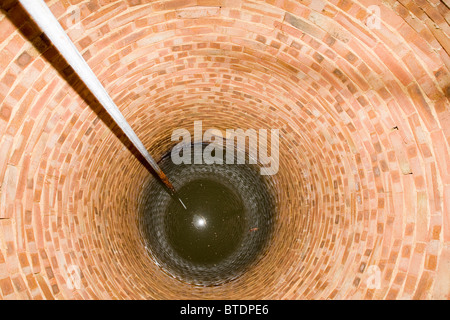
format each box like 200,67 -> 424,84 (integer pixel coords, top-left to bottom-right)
18,0 -> 174,189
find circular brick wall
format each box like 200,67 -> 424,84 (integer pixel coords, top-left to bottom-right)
0,0 -> 449,299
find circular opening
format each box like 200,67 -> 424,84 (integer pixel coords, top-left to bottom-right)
139,143 -> 276,286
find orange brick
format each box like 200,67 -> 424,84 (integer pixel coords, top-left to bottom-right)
0,278 -> 14,296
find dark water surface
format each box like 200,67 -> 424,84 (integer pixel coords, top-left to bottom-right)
166,179 -> 246,265
139,143 -> 276,286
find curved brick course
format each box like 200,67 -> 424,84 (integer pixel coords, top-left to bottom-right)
0,0 -> 449,299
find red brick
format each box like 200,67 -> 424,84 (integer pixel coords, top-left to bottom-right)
0,278 -> 14,296
16,51 -> 32,68
0,0 -> 446,301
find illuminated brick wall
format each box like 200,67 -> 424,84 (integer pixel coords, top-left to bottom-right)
0,0 -> 448,299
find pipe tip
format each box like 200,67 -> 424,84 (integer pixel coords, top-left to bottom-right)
178,197 -> 187,210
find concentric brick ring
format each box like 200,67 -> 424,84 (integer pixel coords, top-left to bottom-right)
139,144 -> 275,286
0,0 -> 448,299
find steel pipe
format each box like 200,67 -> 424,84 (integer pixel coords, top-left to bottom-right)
17,0 -> 180,197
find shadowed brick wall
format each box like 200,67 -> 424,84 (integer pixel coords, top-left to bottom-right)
0,0 -> 449,299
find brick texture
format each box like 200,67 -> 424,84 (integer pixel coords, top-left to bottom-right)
0,0 -> 449,299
